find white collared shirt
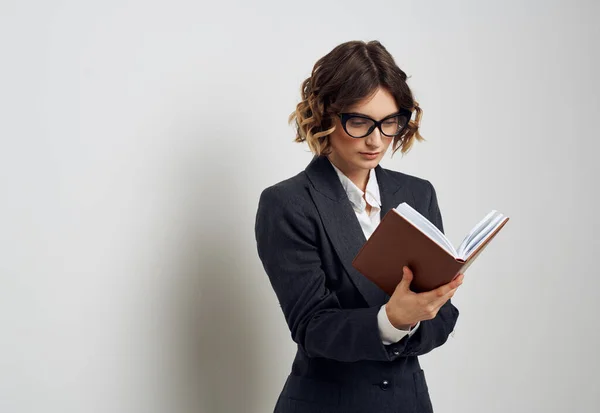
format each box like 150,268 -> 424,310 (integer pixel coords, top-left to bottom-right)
329,160 -> 420,345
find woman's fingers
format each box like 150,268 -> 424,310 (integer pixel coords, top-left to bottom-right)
391,269 -> 463,323
420,274 -> 464,304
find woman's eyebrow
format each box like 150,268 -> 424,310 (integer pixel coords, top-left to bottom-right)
346,111 -> 400,119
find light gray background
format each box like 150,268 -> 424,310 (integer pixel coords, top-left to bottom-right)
1,1 -> 598,412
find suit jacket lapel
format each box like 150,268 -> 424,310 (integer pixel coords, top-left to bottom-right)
304,155 -> 413,307
375,163 -> 416,220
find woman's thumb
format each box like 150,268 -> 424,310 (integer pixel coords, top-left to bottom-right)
399,266 -> 413,290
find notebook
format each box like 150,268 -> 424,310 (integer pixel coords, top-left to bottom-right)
352,202 -> 510,294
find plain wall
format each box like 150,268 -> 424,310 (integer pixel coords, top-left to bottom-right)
1,1 -> 598,412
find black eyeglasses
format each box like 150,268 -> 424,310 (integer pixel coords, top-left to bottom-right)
337,109 -> 412,139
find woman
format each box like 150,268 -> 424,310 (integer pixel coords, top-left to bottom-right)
255,40 -> 464,413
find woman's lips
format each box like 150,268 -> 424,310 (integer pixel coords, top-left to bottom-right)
359,152 -> 380,160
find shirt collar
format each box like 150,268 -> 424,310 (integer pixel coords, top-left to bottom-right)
329,159 -> 381,211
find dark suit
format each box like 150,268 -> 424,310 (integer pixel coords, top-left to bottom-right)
255,155 -> 459,413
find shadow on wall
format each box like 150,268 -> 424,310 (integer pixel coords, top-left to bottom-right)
164,130 -> 264,413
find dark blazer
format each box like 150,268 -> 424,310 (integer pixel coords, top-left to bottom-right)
255,155 -> 459,413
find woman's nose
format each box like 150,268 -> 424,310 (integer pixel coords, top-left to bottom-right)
365,127 -> 383,146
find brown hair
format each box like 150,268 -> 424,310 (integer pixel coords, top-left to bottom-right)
289,40 -> 424,156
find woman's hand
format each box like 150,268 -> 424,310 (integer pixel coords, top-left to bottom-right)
385,266 -> 464,330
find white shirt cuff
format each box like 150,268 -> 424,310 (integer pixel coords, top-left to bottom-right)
377,304 -> 421,345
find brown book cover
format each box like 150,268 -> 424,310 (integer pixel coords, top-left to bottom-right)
352,208 -> 509,295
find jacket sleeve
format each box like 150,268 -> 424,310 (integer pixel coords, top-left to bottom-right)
255,186 -> 397,363
398,180 -> 460,357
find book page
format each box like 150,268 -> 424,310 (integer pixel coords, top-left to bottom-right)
460,214 -> 507,260
394,202 -> 457,257
456,210 -> 498,258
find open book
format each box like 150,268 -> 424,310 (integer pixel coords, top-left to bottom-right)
352,202 -> 509,294
395,202 -> 508,261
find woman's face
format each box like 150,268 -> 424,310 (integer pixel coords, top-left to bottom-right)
328,86 -> 399,176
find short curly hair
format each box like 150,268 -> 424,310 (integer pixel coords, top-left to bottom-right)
289,40 -> 424,156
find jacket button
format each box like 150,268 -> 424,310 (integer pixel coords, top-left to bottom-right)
392,349 -> 400,356
379,380 -> 390,390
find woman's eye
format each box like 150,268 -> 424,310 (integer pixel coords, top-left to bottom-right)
349,121 -> 367,126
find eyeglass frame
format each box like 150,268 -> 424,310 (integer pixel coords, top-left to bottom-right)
337,108 -> 412,139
